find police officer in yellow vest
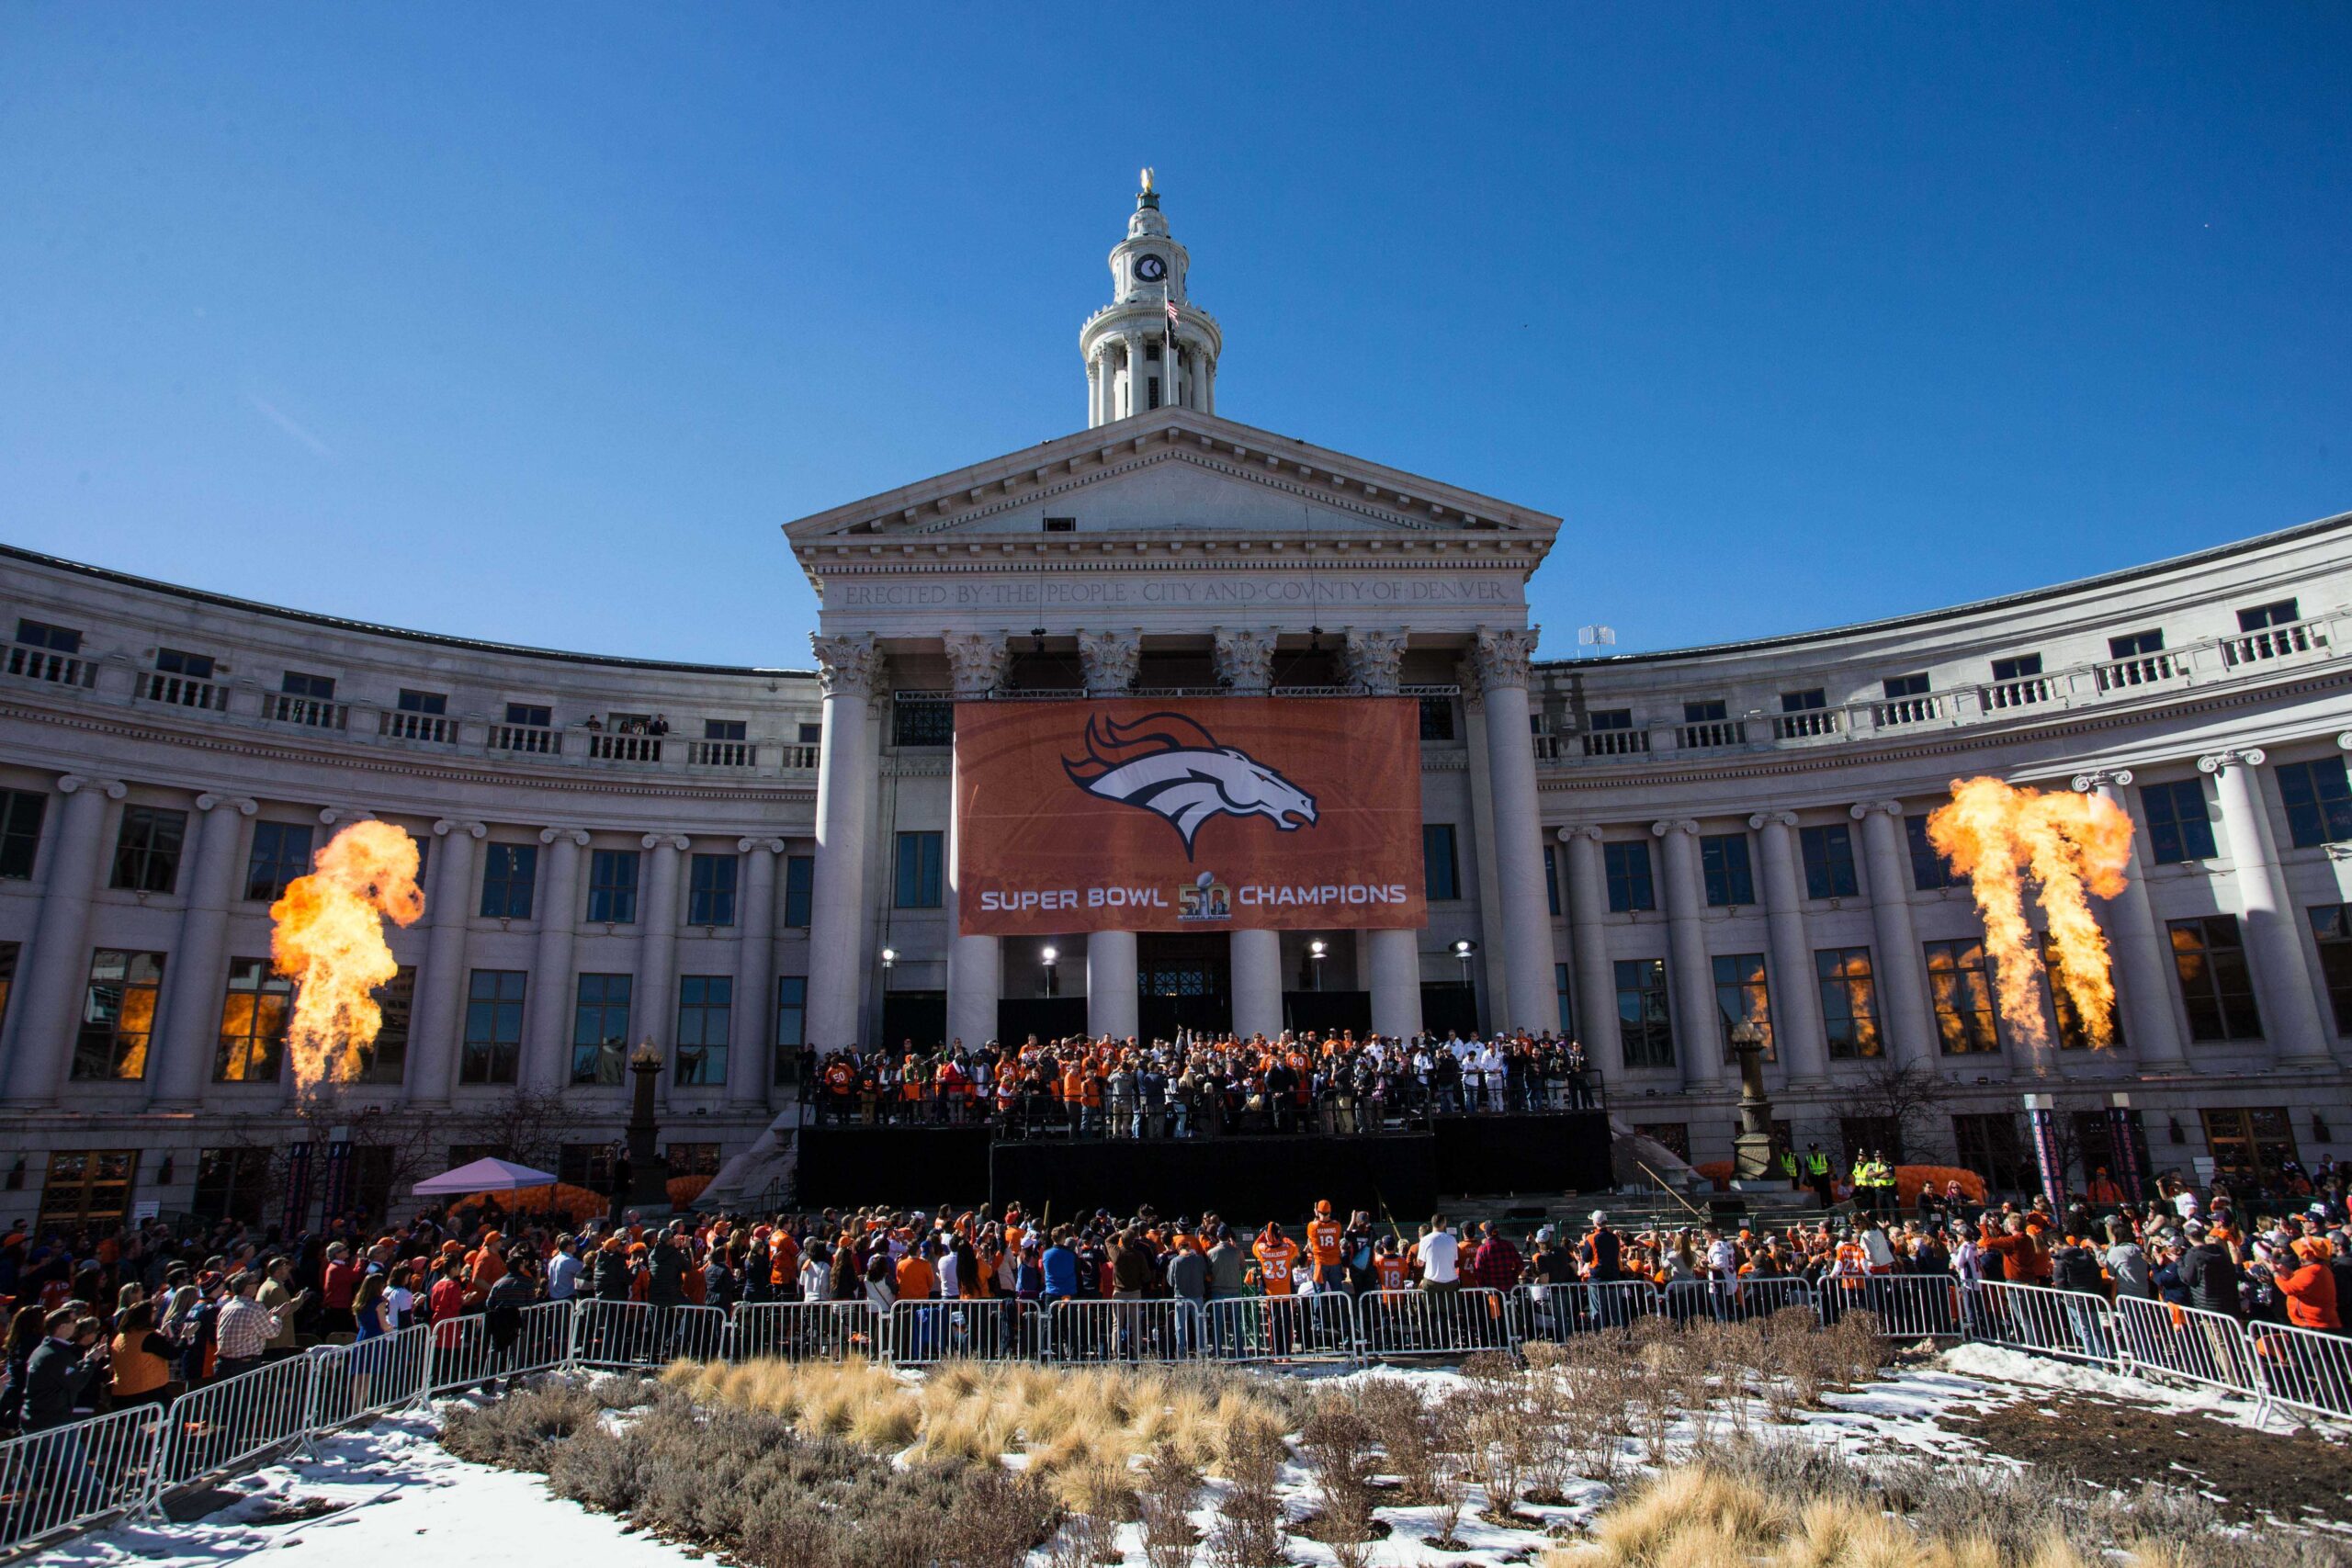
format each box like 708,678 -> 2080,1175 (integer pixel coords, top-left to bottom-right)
1804,1144 -> 1835,1208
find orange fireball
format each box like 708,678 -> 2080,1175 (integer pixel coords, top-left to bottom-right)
269,819 -> 425,1089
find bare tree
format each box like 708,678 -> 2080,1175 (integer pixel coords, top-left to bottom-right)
1845,1064 -> 1958,1167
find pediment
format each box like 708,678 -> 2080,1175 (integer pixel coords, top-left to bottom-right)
783,407 -> 1559,549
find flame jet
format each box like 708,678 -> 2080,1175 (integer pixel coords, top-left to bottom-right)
1925,778 -> 2133,1049
269,819 -> 425,1089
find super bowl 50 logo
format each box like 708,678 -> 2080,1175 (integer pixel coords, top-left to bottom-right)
1177,870 -> 1233,922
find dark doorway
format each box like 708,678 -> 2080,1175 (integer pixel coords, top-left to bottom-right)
998,997 -> 1087,1044
1421,982 -> 1476,1040
878,990 -> 945,1052
1137,932 -> 1229,1043
1285,989 -> 1371,1038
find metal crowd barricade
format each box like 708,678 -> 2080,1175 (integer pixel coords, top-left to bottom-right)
1046,1299 -> 1204,1364
2248,1321 -> 2352,1425
310,1325 -> 435,1429
884,1299 -> 1043,1365
151,1353 -> 319,1497
567,1299 -> 730,1371
732,1300 -> 878,1361
1354,1286 -> 1517,1359
2113,1295 -> 2257,1397
1967,1280 -> 2116,1367
1204,1292 -> 1359,1367
427,1300 -> 580,1394
1663,1279 -> 1739,1323
1733,1275 -> 1819,1321
0,1401 -> 165,1557
1817,1273 -> 1963,1338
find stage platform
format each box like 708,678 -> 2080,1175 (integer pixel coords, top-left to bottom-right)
793,1111 -> 1611,1222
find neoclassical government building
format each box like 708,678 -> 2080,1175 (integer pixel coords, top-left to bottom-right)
4,181 -> 2349,1225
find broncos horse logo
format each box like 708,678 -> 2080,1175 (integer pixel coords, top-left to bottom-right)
1062,712 -> 1317,858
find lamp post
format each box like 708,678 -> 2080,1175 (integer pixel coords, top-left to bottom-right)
1729,1020 -> 1779,1189
1307,939 -> 1327,992
1041,944 -> 1058,998
617,1039 -> 672,1219
1452,939 -> 1476,986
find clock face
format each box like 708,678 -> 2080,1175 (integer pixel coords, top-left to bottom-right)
1135,254 -> 1167,282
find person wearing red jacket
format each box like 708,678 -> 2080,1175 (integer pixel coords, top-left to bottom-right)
2278,1240 -> 2343,1331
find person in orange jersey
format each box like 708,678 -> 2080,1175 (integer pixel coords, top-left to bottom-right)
1252,1223 -> 1299,1297
1305,1201 -> 1347,1291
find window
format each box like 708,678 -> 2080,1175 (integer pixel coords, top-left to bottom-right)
666,1143 -> 721,1179
2277,758 -> 2352,848
461,969 -> 527,1084
1925,938 -> 2001,1054
359,965 -> 413,1084
703,718 -> 747,741
2312,905 -> 2352,1032
1799,823 -> 1859,899
109,806 -> 187,893
215,957 -> 291,1082
895,831 -> 944,908
397,688 -> 447,715
2140,780 -> 2216,864
1589,707 -> 1634,732
1418,695 -> 1455,741
480,842 -> 538,919
17,618 -> 82,654
1543,845 -> 1562,918
775,976 -> 808,1080
1555,963 -> 1573,1036
1614,958 -> 1674,1068
559,1144 -> 616,1192
1604,840 -> 1656,912
675,976 -> 731,1087
2170,915 -> 2262,1041
2109,629 -> 2164,660
689,853 -> 738,926
1905,814 -> 1962,891
2238,598 -> 2301,632
38,1150 -> 135,1229
1952,1113 -> 2032,1193
587,849 -> 640,923
1700,832 -> 1753,907
2040,933 -> 2120,1050
1042,516 -> 1077,534
0,788 -> 44,879
73,950 -> 165,1079
281,671 -> 336,701
1990,654 -> 2042,682
504,702 -> 552,729
1815,947 -> 1881,1058
0,942 -> 17,1035
244,821 -> 314,902
1424,824 -> 1462,902
2200,1107 -> 2300,1187
1683,699 -> 1727,723
156,648 -> 214,680
893,699 -> 953,747
1781,689 -> 1826,713
571,974 -> 633,1085
784,854 -> 814,927
797,722 -> 822,745
1713,953 -> 1773,1061
192,1147 -> 273,1225
1882,672 -> 1929,699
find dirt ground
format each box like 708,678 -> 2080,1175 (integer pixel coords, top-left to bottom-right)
1941,1394 -> 2352,1525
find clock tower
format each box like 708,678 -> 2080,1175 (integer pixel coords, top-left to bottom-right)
1080,170 -> 1222,427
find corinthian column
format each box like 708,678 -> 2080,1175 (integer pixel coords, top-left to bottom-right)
804,633 -> 882,1051
520,828 -> 588,1093
1558,827 -> 1620,1062
1653,819 -> 1723,1090
151,793 -> 258,1107
639,833 -> 688,1101
1212,627 -> 1276,694
2201,749 -> 2334,1066
3,775 -> 125,1105
729,838 -> 783,1108
1748,812 -> 1831,1086
945,632 -> 1011,1051
409,818 -> 484,1105
1078,629 -> 1142,696
1852,802 -> 1939,1071
1474,626 -> 1559,1035
1341,628 -> 1408,695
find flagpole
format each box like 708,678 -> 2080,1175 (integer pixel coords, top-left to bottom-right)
1163,279 -> 1174,408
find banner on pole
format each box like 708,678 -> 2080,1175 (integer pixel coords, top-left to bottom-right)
955,697 -> 1427,937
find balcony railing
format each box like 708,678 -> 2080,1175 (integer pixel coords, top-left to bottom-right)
1676,718 -> 1747,750
589,732 -> 664,763
6,644 -> 90,687
1580,728 -> 1648,758
2219,615 -> 2329,669
140,671 -> 222,710
2093,650 -> 2181,692
687,739 -> 755,768
267,693 -> 348,730
379,709 -> 453,744
492,723 -> 558,754
1773,708 -> 1840,740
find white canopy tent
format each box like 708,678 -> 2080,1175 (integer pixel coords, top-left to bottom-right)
411,1156 -> 560,1197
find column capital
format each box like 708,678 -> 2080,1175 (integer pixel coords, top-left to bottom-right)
1077,629 -> 1142,696
319,806 -> 375,827
1649,818 -> 1700,839
1747,809 -> 1798,829
1211,626 -> 1276,694
196,794 -> 259,816
58,775 -> 128,800
435,818 -> 488,840
737,836 -> 786,854
942,631 -> 1012,700
1555,824 -> 1602,843
1469,625 -> 1540,692
538,827 -> 591,848
809,632 -> 883,701
1847,800 -> 1904,820
2338,732 -> 2352,752
2070,768 -> 2135,793
1453,655 -> 1482,711
2198,748 -> 2266,775
1340,627 -> 1408,695
639,832 -> 691,853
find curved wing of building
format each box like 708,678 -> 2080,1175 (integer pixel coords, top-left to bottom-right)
5,179 -> 2346,1224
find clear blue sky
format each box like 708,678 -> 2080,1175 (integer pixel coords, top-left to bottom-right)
3,6 -> 2346,666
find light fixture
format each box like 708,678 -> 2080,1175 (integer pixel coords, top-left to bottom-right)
1452,939 -> 1476,987
1041,944 -> 1059,998
880,947 -> 898,970
1307,939 -> 1328,991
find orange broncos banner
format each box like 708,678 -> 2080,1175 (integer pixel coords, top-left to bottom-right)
955,697 -> 1427,937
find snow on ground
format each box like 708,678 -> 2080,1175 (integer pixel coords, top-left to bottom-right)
41,1349 -> 2330,1568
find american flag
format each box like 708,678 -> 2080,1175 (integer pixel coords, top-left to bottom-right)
1165,293 -> 1180,331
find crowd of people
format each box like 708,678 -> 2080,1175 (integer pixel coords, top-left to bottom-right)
6,1151 -> 2352,1440
800,1030 -> 1600,1132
